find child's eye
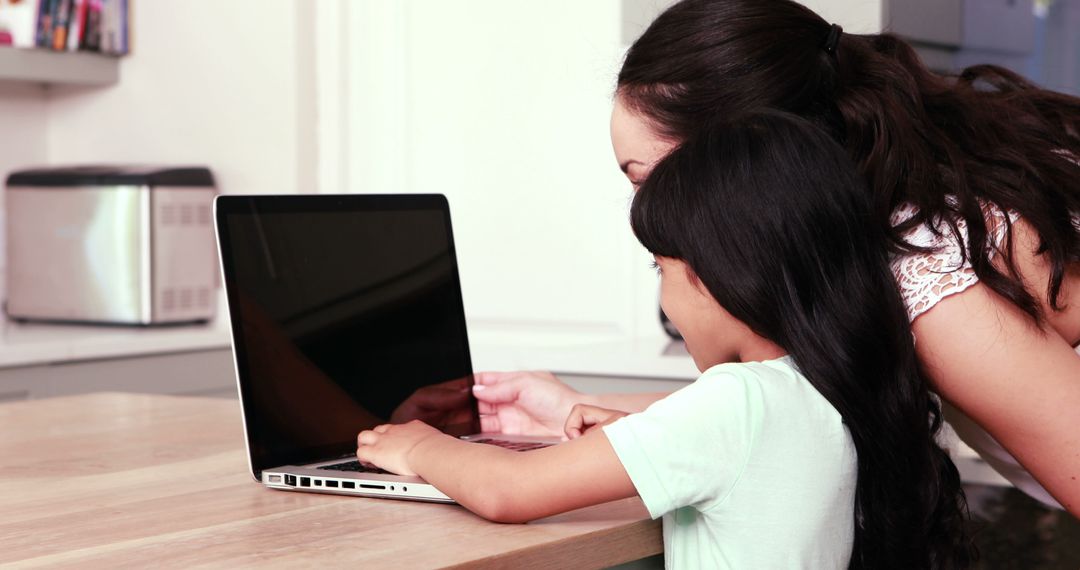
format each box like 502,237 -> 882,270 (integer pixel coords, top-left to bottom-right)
649,260 -> 661,274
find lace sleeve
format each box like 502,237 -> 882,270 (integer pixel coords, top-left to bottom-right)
889,203 -> 1018,323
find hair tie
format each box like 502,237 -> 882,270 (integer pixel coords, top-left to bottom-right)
823,23 -> 843,55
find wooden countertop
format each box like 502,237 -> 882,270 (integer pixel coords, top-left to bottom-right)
0,393 -> 661,568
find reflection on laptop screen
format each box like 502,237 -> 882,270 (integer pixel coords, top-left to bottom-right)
217,195 -> 478,475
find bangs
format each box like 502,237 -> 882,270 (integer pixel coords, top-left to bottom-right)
629,150 -> 690,260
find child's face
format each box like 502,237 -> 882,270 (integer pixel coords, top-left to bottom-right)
656,256 -> 739,370
656,256 -> 785,370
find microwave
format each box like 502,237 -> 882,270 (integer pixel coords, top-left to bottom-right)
5,166 -> 218,325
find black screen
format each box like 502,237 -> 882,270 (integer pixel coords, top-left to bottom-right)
216,195 -> 478,478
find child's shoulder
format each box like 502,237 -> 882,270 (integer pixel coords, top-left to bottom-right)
696,356 -> 837,417
698,355 -> 801,385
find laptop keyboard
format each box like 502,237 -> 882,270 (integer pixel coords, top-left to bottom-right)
319,439 -> 552,474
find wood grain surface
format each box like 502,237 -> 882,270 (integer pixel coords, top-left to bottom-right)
0,393 -> 661,568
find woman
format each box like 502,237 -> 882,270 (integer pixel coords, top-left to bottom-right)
473,0 -> 1080,515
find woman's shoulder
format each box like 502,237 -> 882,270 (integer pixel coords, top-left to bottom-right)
889,200 -> 1018,322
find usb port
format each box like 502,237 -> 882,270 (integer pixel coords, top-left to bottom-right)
341,481 -> 356,489
300,477 -> 310,487
326,480 -> 339,488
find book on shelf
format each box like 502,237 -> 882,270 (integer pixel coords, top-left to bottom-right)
66,0 -> 83,51
0,0 -> 127,55
50,0 -> 71,50
79,0 -> 100,51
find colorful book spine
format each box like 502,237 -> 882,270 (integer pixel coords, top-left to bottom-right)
66,0 -> 85,51
35,0 -> 53,47
50,0 -> 72,51
99,0 -> 127,55
78,0 -> 99,51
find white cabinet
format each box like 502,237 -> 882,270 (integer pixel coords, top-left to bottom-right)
327,0 -> 663,346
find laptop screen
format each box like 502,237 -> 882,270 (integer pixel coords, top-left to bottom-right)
216,194 -> 479,478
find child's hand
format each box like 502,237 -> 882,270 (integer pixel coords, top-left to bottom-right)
356,420 -> 443,476
563,404 -> 628,440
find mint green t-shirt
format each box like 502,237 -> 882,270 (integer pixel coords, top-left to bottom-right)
603,356 -> 856,569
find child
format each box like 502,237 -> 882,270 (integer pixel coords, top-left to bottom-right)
356,111 -> 972,569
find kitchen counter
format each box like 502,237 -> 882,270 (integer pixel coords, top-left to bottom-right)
0,313 -> 232,367
0,278 -> 231,368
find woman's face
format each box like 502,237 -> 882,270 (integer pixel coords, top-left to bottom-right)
609,96 -> 676,188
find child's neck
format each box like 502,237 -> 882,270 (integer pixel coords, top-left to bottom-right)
735,336 -> 788,363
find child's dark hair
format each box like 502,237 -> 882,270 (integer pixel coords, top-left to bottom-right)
631,111 -> 974,569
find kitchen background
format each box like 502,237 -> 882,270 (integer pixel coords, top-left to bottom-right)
0,0 -> 1078,350
0,1 -> 1078,567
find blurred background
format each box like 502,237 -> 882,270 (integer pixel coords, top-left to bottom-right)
0,0 -> 1078,350
0,2 -> 1078,566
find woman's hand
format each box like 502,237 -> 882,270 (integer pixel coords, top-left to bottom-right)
356,420 -> 444,476
472,371 -> 586,437
563,404 -> 628,440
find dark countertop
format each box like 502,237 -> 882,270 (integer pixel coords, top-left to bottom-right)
965,483 -> 1080,569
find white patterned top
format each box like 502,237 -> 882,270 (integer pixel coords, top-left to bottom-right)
889,201 -> 1019,322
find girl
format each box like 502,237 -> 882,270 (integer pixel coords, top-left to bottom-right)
475,0 -> 1080,514
358,112 -> 973,569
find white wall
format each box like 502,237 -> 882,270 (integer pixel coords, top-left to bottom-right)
0,84 -> 48,179
623,0 -> 884,44
42,0 -> 315,196
327,0 -> 656,346
801,0 -> 883,33
0,83 -> 49,283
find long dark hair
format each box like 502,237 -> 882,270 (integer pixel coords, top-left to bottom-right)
619,0 -> 1080,320
631,111 -> 973,569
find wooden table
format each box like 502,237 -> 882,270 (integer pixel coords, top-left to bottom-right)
0,393 -> 661,568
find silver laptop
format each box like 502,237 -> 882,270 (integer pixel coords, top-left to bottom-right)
215,194 -> 558,502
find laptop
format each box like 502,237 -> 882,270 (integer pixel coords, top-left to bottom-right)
214,194 -> 559,503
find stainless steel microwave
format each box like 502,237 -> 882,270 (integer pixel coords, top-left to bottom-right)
5,166 -> 218,325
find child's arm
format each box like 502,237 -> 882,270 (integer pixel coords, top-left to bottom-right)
472,370 -> 671,436
356,420 -> 637,523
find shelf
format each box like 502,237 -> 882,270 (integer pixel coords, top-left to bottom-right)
0,47 -> 119,87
